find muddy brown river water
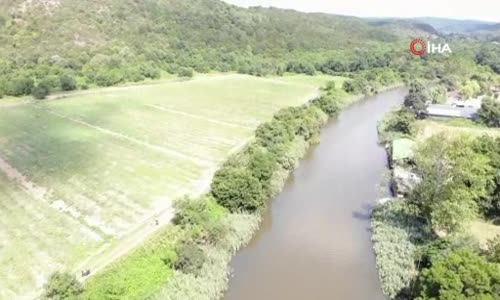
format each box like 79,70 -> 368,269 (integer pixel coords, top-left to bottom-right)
223,88 -> 407,300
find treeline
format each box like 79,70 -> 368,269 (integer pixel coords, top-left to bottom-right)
211,83 -> 344,213
1,0 -> 498,100
0,0 -> 404,98
0,46 -> 409,99
476,45 -> 500,74
40,81 -> 353,299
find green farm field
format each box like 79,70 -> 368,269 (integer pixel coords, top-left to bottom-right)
0,73 -> 336,299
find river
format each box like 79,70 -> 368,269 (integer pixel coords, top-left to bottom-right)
223,88 -> 407,300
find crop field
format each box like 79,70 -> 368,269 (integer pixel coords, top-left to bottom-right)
0,74 -> 333,299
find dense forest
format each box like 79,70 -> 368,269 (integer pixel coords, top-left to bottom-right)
0,0 -> 445,98
1,0 -> 498,99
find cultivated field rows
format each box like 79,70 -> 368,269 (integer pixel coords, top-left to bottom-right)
0,74 -> 326,298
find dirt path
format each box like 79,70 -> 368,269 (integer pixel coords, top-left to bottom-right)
75,203 -> 175,280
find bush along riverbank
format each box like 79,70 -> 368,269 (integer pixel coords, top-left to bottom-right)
372,84 -> 500,300
43,79 -> 402,300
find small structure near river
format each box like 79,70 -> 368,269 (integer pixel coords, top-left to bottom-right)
390,138 -> 421,197
426,104 -> 479,120
426,95 -> 483,120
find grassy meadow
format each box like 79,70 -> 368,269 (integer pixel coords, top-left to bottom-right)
0,73 -> 336,299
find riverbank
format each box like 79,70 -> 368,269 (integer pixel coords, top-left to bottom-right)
224,87 -> 407,300
79,82 -> 404,299
371,101 -> 500,300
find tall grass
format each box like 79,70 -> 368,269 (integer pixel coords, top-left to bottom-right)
371,201 -> 432,299
150,213 -> 260,300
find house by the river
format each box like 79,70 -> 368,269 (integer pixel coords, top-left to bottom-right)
426,96 -> 483,120
426,104 -> 479,120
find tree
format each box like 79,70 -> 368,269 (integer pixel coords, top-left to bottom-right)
476,46 -> 500,74
59,75 -> 77,91
404,81 -> 430,118
255,120 -> 294,153
416,249 -> 500,300
478,97 -> 500,128
32,82 -> 50,99
95,69 -> 123,87
312,94 -> 339,117
286,61 -> 315,75
472,136 -> 500,217
430,85 -> 447,104
410,135 -> 491,234
322,80 -> 336,92
178,68 -> 194,78
460,80 -> 481,100
385,109 -> 416,135
248,146 -> 276,184
485,236 -> 500,263
7,76 -> 34,96
173,240 -> 205,274
342,80 -> 357,93
42,272 -> 83,299
211,166 -> 264,212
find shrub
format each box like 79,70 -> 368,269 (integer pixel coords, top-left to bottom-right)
95,69 -> 123,87
286,61 -> 316,75
173,240 -> 206,274
141,64 -> 161,79
255,120 -> 294,153
211,166 -> 264,213
32,82 -> 50,99
324,80 -> 336,91
312,94 -> 339,117
42,272 -> 83,299
173,197 -> 225,227
379,109 -> 417,142
296,106 -> 326,140
247,146 -> 276,183
486,236 -> 500,263
342,80 -> 357,93
7,76 -> 34,96
178,68 -> 194,78
59,74 -> 77,91
478,96 -> 500,128
173,197 -> 228,245
415,249 -> 500,300
151,214 -> 260,300
403,81 -> 430,118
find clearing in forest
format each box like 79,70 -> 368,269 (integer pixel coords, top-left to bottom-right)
0,73 -> 338,299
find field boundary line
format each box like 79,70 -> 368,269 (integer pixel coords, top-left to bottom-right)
0,101 -> 31,109
0,155 -> 48,201
0,155 -> 107,242
145,104 -> 254,130
38,107 -> 213,167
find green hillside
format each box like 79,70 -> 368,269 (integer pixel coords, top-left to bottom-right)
414,17 -> 497,33
0,0 -> 438,97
